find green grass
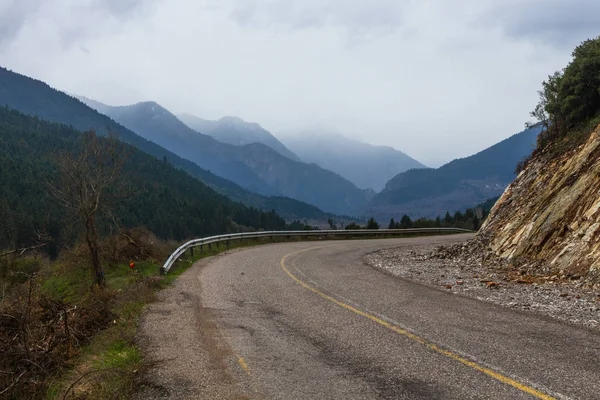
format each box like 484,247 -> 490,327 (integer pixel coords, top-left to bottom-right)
40,263 -> 89,302
95,340 -> 141,370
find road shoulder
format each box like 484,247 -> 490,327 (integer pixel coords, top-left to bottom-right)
133,252 -> 253,399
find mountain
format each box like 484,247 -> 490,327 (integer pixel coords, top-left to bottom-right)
0,106 -> 288,251
281,131 -> 426,192
0,66 -> 330,221
368,125 -> 541,219
77,97 -> 369,215
178,113 -> 301,162
77,98 -> 273,195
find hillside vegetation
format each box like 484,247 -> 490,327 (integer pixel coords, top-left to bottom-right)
0,107 -> 288,254
526,36 -> 600,155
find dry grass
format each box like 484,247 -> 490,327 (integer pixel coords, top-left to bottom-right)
0,228 -> 178,400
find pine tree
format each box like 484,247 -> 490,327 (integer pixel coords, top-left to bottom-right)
366,217 -> 379,229
400,214 -> 413,229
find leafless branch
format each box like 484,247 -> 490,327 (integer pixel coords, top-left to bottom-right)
0,243 -> 47,258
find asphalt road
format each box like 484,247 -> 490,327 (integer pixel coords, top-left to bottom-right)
142,235 -> 600,399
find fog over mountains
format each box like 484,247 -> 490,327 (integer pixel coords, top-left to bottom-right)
177,114 -> 425,192
77,97 -> 371,216
281,131 -> 426,192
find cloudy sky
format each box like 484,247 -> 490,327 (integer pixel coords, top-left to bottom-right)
0,0 -> 597,166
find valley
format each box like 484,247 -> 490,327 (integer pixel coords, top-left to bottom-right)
1,5 -> 599,398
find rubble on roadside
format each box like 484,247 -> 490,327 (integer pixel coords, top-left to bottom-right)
365,239 -> 600,330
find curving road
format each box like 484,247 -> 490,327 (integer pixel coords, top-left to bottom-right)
138,235 -> 600,400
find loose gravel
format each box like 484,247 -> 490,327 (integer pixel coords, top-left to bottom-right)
365,239 -> 600,330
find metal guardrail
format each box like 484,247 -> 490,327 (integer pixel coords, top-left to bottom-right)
160,228 -> 472,274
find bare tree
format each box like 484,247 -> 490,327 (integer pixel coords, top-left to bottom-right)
49,131 -> 130,286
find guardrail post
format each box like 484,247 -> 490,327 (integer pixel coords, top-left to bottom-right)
159,266 -> 166,276
190,247 -> 194,257
208,243 -> 212,251
227,239 -> 230,249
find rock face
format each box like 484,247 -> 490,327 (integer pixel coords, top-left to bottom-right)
480,124 -> 600,282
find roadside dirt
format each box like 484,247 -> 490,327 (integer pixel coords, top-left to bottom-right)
133,252 -> 253,399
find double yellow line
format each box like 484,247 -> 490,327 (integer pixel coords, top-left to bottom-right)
280,247 -> 557,400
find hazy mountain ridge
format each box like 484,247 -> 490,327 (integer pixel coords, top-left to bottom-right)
178,113 -> 301,162
281,131 -> 426,192
79,98 -> 274,195
77,97 -> 369,215
0,66 -> 330,221
368,125 -> 541,219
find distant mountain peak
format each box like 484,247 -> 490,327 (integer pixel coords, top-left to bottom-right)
135,100 -> 160,108
219,115 -> 245,123
179,113 -> 301,162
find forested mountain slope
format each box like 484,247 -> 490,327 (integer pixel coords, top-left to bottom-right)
0,107 -> 288,252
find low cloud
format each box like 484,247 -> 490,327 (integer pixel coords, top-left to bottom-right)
0,0 -> 154,48
0,0 -> 44,45
227,0 -> 408,39
487,0 -> 600,49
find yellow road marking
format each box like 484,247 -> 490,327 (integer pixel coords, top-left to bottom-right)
280,247 -> 557,400
237,356 -> 250,374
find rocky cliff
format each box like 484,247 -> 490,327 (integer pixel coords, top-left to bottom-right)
479,124 -> 600,282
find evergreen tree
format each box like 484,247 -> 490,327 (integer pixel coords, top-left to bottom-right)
345,222 -> 362,230
366,218 -> 379,229
453,211 -> 464,221
529,36 -> 600,144
444,211 -> 454,225
388,218 -> 396,229
400,214 -> 413,229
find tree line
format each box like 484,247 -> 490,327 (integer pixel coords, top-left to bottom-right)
527,36 -> 600,150
328,197 -> 497,231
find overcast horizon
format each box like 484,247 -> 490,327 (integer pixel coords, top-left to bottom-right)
1,0 -> 597,166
